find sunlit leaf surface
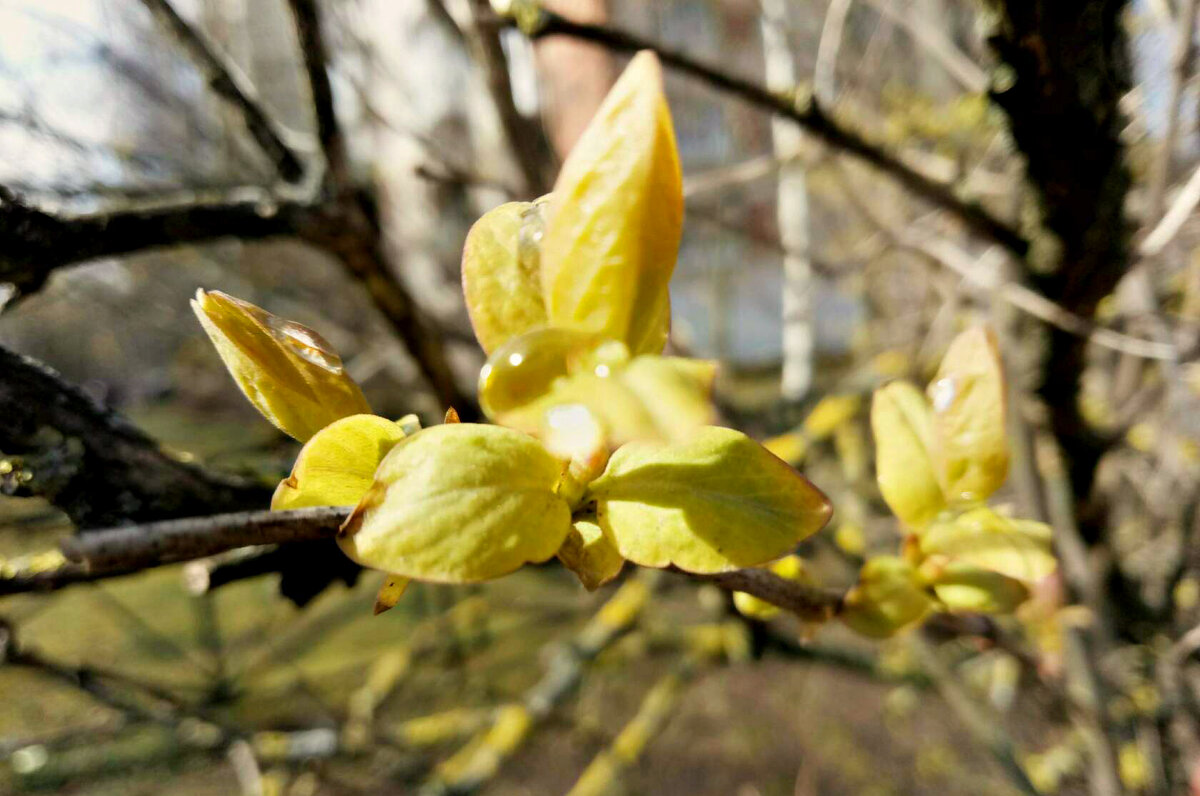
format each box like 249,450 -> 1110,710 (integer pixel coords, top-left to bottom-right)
272,414 -> 411,511
587,427 -> 831,573
871,380 -> 945,528
192,289 -> 370,441
927,326 -> 1009,502
540,51 -> 682,355
339,424 -> 573,582
462,199 -> 550,354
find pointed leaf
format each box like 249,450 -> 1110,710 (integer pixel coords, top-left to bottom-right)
339,424 -> 573,583
192,289 -> 370,441
557,518 -> 624,591
461,199 -> 550,354
540,51 -> 683,354
920,505 -> 1056,584
586,427 -> 832,574
871,381 -> 945,528
374,574 -> 411,615
272,414 -> 411,511
928,326 -> 1009,501
617,356 -> 717,442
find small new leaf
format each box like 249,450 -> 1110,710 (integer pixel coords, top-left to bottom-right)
586,427 -> 832,574
920,506 -> 1056,584
557,519 -> 624,591
272,414 -> 412,511
461,199 -> 550,354
540,51 -> 683,355
840,556 -> 933,638
192,289 -> 370,441
871,381 -> 945,528
374,574 -> 410,615
928,326 -> 1009,502
339,424 -> 573,582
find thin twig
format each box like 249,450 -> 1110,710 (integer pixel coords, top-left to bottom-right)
420,575 -> 653,796
285,0 -> 351,189
495,4 -> 1030,257
3,507 -> 847,622
138,0 -> 305,183
1141,159 -> 1200,256
911,635 -> 1039,795
1145,0 -> 1199,224
836,172 -> 1178,361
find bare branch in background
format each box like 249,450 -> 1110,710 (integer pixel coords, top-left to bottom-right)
1145,0 -> 1199,224
285,0 -> 351,189
762,0 -> 814,400
137,0 -> 306,184
0,343 -> 269,529
439,0 -> 555,196
0,186 -> 305,295
495,3 -> 1030,257
285,0 -> 470,413
859,0 -> 988,94
1142,160 -> 1200,256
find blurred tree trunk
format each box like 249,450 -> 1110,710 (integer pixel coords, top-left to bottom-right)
536,0 -> 613,158
988,0 -> 1133,511
762,0 -> 813,401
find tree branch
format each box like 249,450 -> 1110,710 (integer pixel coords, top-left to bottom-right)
138,0 -> 305,183
3,505 -> 846,622
285,0 -> 352,189
987,1 -> 1135,503
284,0 -> 471,413
494,4 -> 1029,257
0,187 -> 307,294
0,344 -> 269,529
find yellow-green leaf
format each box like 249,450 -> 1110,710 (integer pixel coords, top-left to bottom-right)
928,326 -> 1009,502
192,289 -> 370,441
461,199 -> 550,354
840,556 -> 933,638
481,334 -> 714,447
338,424 -> 573,583
929,560 -> 1029,614
557,519 -> 624,591
373,574 -> 411,615
272,414 -> 411,511
920,506 -> 1056,584
617,356 -> 717,442
803,394 -> 862,441
540,51 -> 682,355
587,427 -> 832,574
871,381 -> 945,528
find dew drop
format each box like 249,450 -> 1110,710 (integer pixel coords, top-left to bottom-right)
263,315 -> 345,374
930,377 -> 958,413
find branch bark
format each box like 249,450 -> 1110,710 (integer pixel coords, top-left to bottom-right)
3,504 -> 846,624
0,187 -> 306,295
285,0 -> 471,413
0,344 -> 269,529
495,4 -> 1029,257
987,0 -> 1135,504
